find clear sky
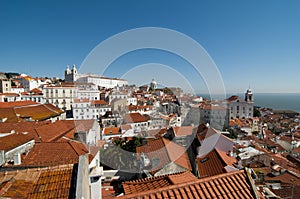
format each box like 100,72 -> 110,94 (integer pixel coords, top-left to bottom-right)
0,0 -> 300,94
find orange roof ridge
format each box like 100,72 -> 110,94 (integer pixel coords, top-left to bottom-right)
43,103 -> 61,114
162,138 -> 192,170
214,148 -> 237,166
67,140 -> 89,156
119,170 -> 256,199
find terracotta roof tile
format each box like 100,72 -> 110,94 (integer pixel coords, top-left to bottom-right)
0,121 -> 50,135
0,101 -> 63,122
118,170 -> 257,199
91,100 -> 109,105
197,148 -> 237,178
73,98 -> 90,103
123,113 -> 149,123
0,92 -> 19,96
29,88 -> 43,94
0,132 -> 34,152
20,141 -> 89,167
137,138 -> 192,172
104,127 -> 121,135
172,126 -> 196,137
0,101 -> 38,108
201,104 -> 227,110
122,171 -> 197,195
0,165 -> 75,199
35,120 -> 76,142
27,168 -> 74,199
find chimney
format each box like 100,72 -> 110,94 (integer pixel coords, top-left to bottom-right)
13,153 -> 21,165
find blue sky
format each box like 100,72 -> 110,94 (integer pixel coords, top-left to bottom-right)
0,0 -> 300,93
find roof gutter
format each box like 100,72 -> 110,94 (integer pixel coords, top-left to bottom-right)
245,167 -> 261,199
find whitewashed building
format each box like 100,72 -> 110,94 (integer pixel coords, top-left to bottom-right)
64,65 -> 128,88
20,88 -> 44,103
77,83 -> 99,100
20,76 -> 47,91
226,89 -> 254,119
43,82 -> 78,111
73,99 -> 111,120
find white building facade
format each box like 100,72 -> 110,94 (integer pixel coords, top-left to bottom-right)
73,99 -> 111,120
64,65 -> 128,88
43,83 -> 78,111
226,89 -> 254,119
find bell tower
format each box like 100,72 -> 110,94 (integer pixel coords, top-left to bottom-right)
245,88 -> 253,102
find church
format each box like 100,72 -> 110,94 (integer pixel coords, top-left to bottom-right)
226,89 -> 254,119
64,65 -> 128,89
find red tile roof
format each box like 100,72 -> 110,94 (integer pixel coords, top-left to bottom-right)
172,126 -> 196,137
91,100 -> 109,105
118,170 -> 257,199
197,148 -> 237,178
122,171 -> 197,195
201,104 -> 227,110
27,167 -> 74,199
20,141 -> 89,167
0,92 -> 19,96
73,98 -> 90,103
103,127 -> 121,135
0,101 -> 38,108
29,88 -> 43,94
73,119 -> 97,132
123,113 -> 149,123
227,95 -> 244,102
35,120 -> 76,142
0,132 -> 34,152
137,138 -> 192,172
0,165 -> 75,199
0,101 -> 63,122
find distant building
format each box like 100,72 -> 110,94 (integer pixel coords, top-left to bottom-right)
0,79 -> 11,93
77,82 -> 99,100
19,76 -> 47,91
64,65 -> 128,88
20,88 -> 44,103
43,82 -> 78,112
72,99 -> 111,120
0,93 -> 20,102
226,88 -> 254,119
10,85 -> 25,94
149,79 -> 157,91
199,104 -> 229,130
123,112 -> 150,131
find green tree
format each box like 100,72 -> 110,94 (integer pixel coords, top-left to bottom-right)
253,107 -> 261,117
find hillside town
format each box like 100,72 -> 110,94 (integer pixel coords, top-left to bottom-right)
0,67 -> 300,199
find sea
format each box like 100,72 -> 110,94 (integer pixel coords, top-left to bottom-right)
198,93 -> 300,113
